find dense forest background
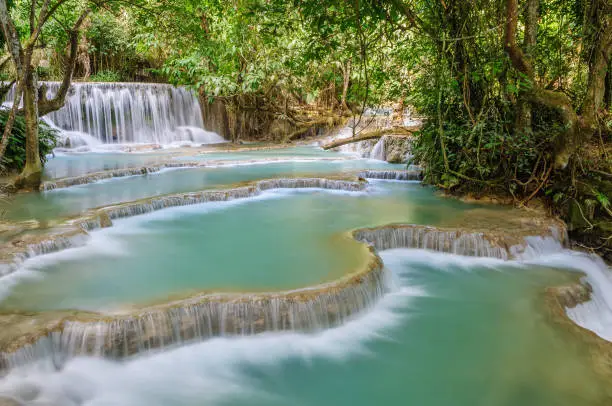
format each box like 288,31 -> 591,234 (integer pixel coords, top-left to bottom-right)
0,0 -> 610,258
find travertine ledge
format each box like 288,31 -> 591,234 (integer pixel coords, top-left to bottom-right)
0,178 -> 571,373
40,157 -> 352,191
0,221 -> 566,371
357,170 -> 421,181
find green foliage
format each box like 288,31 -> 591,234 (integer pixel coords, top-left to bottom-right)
0,110 -> 58,172
89,70 -> 122,82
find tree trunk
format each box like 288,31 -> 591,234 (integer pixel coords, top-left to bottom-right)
504,0 -> 612,169
514,0 -> 538,134
20,70 -> 42,188
341,60 -> 351,111
605,64 -> 611,110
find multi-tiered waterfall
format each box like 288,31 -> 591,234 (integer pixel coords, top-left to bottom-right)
5,82 -> 226,147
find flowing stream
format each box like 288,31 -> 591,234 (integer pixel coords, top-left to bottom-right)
0,82 -> 611,406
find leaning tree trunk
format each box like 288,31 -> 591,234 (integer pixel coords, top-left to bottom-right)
20,70 -> 42,187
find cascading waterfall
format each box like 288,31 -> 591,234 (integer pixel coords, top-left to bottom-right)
358,170 -> 421,181
326,125 -> 378,158
370,138 -> 385,161
353,225 -> 511,260
0,264 -> 388,369
356,224 -> 612,345
0,216 -> 570,371
1,178 -> 367,277
4,82 -> 226,146
524,247 -> 612,342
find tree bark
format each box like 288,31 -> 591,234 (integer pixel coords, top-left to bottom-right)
20,69 -> 42,187
580,5 -> 612,125
605,65 -> 611,110
514,0 -> 538,133
341,60 -> 351,112
0,0 -> 90,186
504,0 -> 612,169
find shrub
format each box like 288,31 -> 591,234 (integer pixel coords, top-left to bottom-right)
0,110 -> 59,172
89,70 -> 122,82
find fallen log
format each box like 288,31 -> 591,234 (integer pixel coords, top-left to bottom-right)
322,126 -> 417,150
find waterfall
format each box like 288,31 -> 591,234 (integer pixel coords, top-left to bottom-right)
359,170 -> 421,181
324,125 -> 378,158
1,178 -> 367,276
353,225 -> 511,259
93,178 -> 365,225
370,138 -> 385,161
0,218 -> 574,371
0,251 -> 387,369
1,263 -> 388,368
530,250 -> 612,342
4,82 -> 226,146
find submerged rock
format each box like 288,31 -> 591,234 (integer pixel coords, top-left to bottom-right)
553,282 -> 593,308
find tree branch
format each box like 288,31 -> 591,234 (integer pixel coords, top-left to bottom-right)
0,0 -> 24,75
38,8 -> 90,116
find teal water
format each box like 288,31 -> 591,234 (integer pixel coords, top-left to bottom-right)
1,149 -> 609,406
45,146 -> 340,179
1,182 -> 479,311
45,152 -> 176,179
4,158 -> 401,222
177,145 -> 342,161
0,250 -> 607,405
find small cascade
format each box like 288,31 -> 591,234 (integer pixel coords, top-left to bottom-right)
359,170 -> 421,181
370,138 -> 386,161
354,225 -> 510,259
0,254 -> 387,369
325,125 -> 377,158
0,232 -> 89,277
532,250 -> 612,342
93,178 -> 364,225
0,178 -> 366,276
41,157 -> 356,191
4,82 -> 226,146
338,140 -> 375,157
40,162 -> 201,191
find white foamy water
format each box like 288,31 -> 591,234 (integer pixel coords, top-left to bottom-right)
527,251 -> 612,341
370,138 -> 385,161
0,265 -> 421,406
1,242 -> 610,405
5,82 -> 226,148
384,241 -> 612,343
0,187 -> 368,304
496,235 -> 612,342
